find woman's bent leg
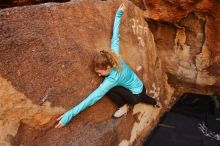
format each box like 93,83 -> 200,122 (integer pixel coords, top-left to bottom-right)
141,94 -> 157,105
107,86 -> 131,118
107,86 -> 141,106
107,87 -> 125,107
140,86 -> 157,105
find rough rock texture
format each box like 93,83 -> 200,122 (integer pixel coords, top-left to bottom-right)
131,0 -> 220,94
0,0 -> 69,8
0,0 -> 219,146
131,0 -> 213,22
0,1 -> 166,146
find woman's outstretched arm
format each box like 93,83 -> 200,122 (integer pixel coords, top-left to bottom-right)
111,4 -> 125,54
55,77 -> 117,127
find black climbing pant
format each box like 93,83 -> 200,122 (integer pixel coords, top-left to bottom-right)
107,85 -> 157,107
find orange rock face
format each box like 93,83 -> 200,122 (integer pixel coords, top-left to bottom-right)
0,1 -> 165,146
0,0 -> 219,146
131,0 -> 220,93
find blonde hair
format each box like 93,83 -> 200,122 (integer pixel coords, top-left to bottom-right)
94,50 -> 121,71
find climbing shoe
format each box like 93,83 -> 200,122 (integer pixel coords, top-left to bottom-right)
113,104 -> 129,118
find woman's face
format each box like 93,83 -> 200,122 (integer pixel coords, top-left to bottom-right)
95,66 -> 111,77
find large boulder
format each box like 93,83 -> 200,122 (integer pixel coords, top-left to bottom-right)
1,0 -> 219,145
0,1 -> 166,146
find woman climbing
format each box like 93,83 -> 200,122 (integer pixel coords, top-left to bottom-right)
55,3 -> 160,128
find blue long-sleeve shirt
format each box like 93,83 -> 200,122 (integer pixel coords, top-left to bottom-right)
60,8 -> 143,126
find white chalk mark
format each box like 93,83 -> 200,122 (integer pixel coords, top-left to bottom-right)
130,19 -> 136,34
138,25 -> 143,35
136,20 -> 139,34
138,36 -> 145,47
144,27 -> 148,35
39,87 -> 54,105
136,65 -> 142,72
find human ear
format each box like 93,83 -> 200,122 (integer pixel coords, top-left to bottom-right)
107,65 -> 111,70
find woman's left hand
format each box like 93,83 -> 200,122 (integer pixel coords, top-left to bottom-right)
55,115 -> 64,128
119,3 -> 126,12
